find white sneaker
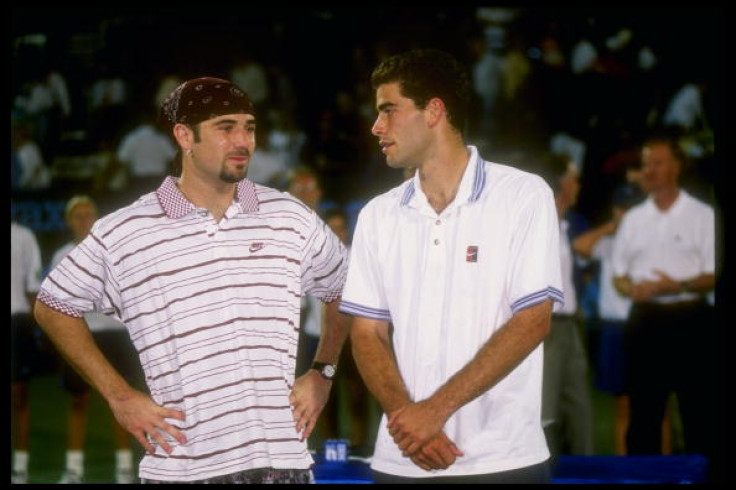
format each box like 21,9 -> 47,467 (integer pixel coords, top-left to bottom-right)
58,470 -> 83,484
11,471 -> 28,484
115,468 -> 135,484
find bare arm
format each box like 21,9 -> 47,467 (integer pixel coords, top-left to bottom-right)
350,316 -> 410,413
572,221 -> 616,258
290,298 -> 350,439
351,316 -> 463,471
388,299 -> 553,457
33,300 -> 185,454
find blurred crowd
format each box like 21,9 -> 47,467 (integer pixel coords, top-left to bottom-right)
12,7 -> 718,234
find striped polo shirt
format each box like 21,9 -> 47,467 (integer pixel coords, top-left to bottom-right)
339,146 -> 563,477
38,176 -> 348,481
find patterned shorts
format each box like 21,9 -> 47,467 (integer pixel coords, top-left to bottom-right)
141,467 -> 314,484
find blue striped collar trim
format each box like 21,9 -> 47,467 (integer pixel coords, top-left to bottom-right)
399,146 -> 486,207
399,181 -> 416,206
469,149 -> 486,203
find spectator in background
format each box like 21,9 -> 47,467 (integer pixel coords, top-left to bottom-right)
11,220 -> 45,484
611,133 -> 716,463
51,196 -> 145,484
570,183 -> 675,456
88,58 -> 128,113
323,206 -> 350,247
13,45 -> 72,161
114,109 -> 177,205
246,115 -> 296,189
229,54 -> 270,107
526,152 -> 595,462
12,117 -> 52,190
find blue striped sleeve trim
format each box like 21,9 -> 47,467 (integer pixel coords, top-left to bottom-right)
338,300 -> 392,322
510,287 -> 564,314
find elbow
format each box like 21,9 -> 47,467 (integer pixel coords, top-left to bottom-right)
32,299 -> 46,328
33,299 -> 55,332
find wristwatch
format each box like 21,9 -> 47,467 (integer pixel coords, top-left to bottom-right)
311,362 -> 337,380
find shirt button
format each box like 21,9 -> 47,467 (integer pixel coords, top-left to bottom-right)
434,238 -> 440,245
435,220 -> 442,225
198,209 -> 208,217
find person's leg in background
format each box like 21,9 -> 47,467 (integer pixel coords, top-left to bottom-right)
12,312 -> 42,484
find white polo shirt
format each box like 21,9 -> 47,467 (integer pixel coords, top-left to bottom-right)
339,146 -> 563,477
611,190 -> 715,304
593,235 -> 631,321
38,176 -> 348,481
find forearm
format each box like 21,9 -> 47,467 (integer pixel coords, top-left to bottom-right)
572,222 -> 615,258
312,298 -> 350,365
33,300 -> 135,404
427,299 -> 553,421
677,273 -> 715,295
351,318 -> 411,414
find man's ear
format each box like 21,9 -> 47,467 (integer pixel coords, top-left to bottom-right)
173,123 -> 193,152
425,97 -> 446,128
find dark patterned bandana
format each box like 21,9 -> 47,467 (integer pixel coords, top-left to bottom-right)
159,77 -> 255,131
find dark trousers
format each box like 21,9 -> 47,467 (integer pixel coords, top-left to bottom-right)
625,300 -> 715,457
542,315 -> 594,459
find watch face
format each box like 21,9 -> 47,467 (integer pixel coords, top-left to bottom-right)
323,365 -> 336,378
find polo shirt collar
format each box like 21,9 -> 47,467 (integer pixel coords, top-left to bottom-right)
156,176 -> 260,219
642,188 -> 689,217
400,145 -> 486,208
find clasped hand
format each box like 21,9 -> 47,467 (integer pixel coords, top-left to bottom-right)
387,401 -> 463,471
289,370 -> 332,441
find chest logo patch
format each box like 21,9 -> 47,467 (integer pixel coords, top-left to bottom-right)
466,245 -> 478,262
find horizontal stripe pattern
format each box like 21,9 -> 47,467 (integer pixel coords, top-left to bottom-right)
38,177 -> 348,481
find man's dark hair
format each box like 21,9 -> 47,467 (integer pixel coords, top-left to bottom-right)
371,49 -> 470,135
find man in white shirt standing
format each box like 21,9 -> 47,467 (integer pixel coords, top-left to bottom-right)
340,49 -> 562,483
612,133 -> 716,465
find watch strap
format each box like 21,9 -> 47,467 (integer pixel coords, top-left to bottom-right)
311,361 -> 336,379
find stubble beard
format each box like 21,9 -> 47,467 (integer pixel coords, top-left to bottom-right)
220,163 -> 249,184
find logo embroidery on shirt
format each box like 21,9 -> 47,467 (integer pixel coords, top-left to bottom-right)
466,245 -> 478,262
249,242 -> 264,253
